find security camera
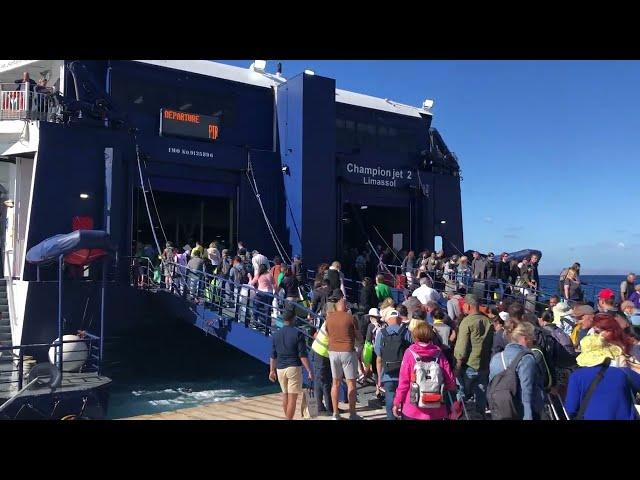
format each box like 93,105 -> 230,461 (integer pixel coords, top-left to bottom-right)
422,99 -> 434,111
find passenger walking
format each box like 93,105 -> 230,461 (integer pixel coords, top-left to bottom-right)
248,264 -> 276,332
229,256 -> 247,303
491,311 -> 509,356
279,266 -> 300,304
291,255 -> 304,283
412,276 -> 440,305
271,256 -> 284,285
186,250 -> 205,298
191,241 -> 204,259
374,310 -> 412,419
161,241 -> 176,289
496,252 -> 511,300
392,323 -> 456,420
453,294 -> 494,418
628,285 -> 640,309
251,250 -> 269,276
310,279 -> 331,319
269,309 -> 313,420
620,273 -> 636,302
457,256 -> 472,290
401,250 -> 417,288
571,305 -> 596,350
539,310 -> 576,356
444,255 -> 458,294
207,242 -> 221,274
359,277 -> 378,314
326,261 -> 346,298
562,267 -> 583,304
565,334 -> 640,420
310,322 -> 333,415
374,274 -> 392,302
488,321 -> 545,420
325,297 -> 363,420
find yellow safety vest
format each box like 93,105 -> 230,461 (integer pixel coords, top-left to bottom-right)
311,324 -> 329,358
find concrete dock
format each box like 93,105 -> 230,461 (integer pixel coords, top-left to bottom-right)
125,391 -> 387,420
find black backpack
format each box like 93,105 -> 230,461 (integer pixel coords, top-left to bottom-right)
488,350 -> 533,420
379,324 -> 410,376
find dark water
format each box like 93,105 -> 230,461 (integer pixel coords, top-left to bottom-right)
104,321 -> 278,419
106,275 -> 625,419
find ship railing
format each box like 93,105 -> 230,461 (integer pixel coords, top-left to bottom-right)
306,265 -> 568,316
0,83 -> 57,122
161,262 -> 322,343
125,256 -> 161,289
0,335 -> 101,392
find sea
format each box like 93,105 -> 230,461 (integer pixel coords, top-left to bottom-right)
105,275 -> 624,419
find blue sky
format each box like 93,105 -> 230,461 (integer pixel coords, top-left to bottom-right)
216,60 -> 640,275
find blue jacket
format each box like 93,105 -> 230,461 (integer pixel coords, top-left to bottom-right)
565,365 -> 640,420
489,343 -> 545,420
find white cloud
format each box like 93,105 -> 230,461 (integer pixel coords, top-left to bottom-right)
483,216 -> 493,223
618,242 -> 625,248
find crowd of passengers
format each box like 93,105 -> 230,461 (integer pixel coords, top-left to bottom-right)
132,241 -> 640,420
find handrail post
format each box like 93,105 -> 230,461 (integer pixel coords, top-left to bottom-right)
17,349 -> 23,390
99,256 -> 106,375
57,254 -> 64,380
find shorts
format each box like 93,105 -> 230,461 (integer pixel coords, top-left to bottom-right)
329,351 -> 358,381
277,366 -> 303,394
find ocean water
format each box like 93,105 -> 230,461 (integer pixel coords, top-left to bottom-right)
104,322 -> 278,419
539,275 -> 624,301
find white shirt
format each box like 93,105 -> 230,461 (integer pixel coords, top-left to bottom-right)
412,284 -> 440,305
251,253 -> 269,275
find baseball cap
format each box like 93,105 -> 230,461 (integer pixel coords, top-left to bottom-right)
384,310 -> 400,321
573,305 -> 595,317
598,288 -> 616,300
498,311 -> 509,322
366,308 -> 381,318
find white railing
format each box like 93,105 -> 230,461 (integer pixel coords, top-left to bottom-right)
0,83 -> 56,121
4,249 -> 17,346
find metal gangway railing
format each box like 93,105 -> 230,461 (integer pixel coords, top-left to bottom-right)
145,261 -> 324,347
0,83 -> 58,121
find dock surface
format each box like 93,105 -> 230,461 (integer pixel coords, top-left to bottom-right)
124,391 -> 387,420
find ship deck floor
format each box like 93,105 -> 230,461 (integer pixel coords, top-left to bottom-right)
0,372 -> 111,401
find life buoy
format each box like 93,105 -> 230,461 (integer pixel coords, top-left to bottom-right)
28,363 -> 62,389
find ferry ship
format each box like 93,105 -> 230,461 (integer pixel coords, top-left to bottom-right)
0,60 -> 464,416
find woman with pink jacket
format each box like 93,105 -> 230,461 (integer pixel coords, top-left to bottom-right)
392,322 -> 457,420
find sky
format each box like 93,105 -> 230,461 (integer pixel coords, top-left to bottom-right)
215,60 -> 640,275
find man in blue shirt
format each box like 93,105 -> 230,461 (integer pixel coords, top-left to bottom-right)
269,309 -> 313,419
374,310 -> 412,419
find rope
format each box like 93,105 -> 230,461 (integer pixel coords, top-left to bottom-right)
372,225 -> 403,264
133,134 -> 162,259
147,177 -> 168,246
245,156 -> 292,265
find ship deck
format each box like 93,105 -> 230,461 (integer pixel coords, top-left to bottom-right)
0,372 -> 112,401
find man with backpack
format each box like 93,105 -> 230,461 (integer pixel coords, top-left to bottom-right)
453,294 -> 494,418
374,310 -> 412,419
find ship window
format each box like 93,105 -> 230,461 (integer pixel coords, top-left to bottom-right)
336,118 -> 345,129
434,236 -> 443,252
